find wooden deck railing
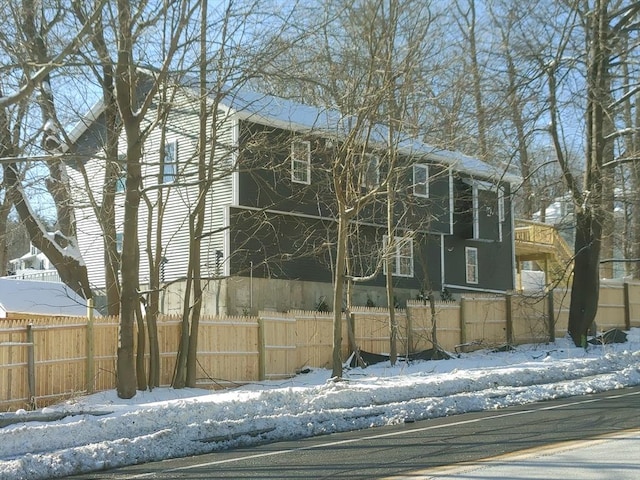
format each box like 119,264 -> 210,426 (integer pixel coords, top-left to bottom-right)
515,220 -> 573,262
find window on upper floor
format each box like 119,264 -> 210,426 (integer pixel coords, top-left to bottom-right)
465,246 -> 478,284
162,140 -> 178,184
458,178 -> 503,242
291,140 -> 311,184
383,235 -> 414,277
472,185 -> 480,240
360,153 -> 379,188
498,186 -> 505,223
413,164 -> 429,198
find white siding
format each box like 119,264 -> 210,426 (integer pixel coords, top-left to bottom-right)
69,152 -> 110,289
70,86 -> 236,289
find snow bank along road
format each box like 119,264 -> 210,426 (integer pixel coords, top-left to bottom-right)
1,331 -> 639,479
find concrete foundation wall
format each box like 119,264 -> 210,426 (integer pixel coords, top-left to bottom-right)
159,276 -> 423,316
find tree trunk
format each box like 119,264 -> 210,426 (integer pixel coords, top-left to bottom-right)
567,0 -> 608,347
386,188 -> 397,366
116,134 -> 141,397
568,210 -> 602,346
505,50 -> 534,218
101,84 -> 122,316
0,197 -> 11,276
466,0 -> 488,161
331,212 -> 349,378
185,210 -> 204,387
146,290 -> 160,389
135,298 -> 147,391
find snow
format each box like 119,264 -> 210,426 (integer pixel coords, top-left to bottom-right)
1,330 -> 639,479
222,87 -> 515,183
0,278 -> 92,317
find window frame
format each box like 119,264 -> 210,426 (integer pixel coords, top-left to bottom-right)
383,235 -> 414,278
115,232 -> 124,254
472,185 -> 480,240
291,139 -> 311,185
413,163 -> 429,198
498,186 -> 505,242
360,153 -> 380,188
162,140 -> 178,184
115,153 -> 127,193
465,246 -> 478,284
498,186 -> 505,222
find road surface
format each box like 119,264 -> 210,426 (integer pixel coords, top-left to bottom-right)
66,385 -> 640,479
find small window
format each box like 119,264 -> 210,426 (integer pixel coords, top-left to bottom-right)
465,247 -> 478,284
291,140 -> 311,184
360,153 -> 379,188
162,140 -> 178,184
116,153 -> 127,193
383,235 -> 414,277
413,164 -> 429,197
116,232 -> 123,254
498,187 -> 505,222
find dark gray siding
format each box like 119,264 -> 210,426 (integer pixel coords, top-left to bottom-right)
229,207 -> 443,294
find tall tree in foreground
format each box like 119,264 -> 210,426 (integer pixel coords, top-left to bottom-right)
547,0 -> 640,346
112,0 -> 193,398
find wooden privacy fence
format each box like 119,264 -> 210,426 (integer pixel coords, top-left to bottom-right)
2,281 -> 640,411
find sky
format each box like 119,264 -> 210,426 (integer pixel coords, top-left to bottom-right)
1,328 -> 639,480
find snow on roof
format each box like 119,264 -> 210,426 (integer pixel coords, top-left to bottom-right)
0,278 -> 92,317
217,87 -> 519,184
67,75 -> 519,184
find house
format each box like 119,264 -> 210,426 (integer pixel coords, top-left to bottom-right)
0,278 -> 92,319
67,81 -> 517,315
8,243 -> 61,283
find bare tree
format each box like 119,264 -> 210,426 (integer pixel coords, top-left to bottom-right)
108,0 -> 194,398
0,0 -> 107,300
543,1 -> 640,346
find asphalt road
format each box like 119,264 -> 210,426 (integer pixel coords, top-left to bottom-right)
67,385 -> 640,479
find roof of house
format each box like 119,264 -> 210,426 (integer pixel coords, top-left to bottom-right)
215,87 -> 519,183
67,73 -> 520,184
0,278 -> 92,317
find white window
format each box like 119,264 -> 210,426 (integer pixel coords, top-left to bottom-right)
116,153 -> 126,192
383,235 -> 414,277
116,232 -> 123,254
291,140 -> 311,184
465,247 -> 478,284
413,164 -> 429,197
498,187 -> 505,242
360,153 -> 379,188
472,186 -> 480,240
162,140 -> 178,184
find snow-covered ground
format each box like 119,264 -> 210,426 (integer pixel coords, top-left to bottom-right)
2,330 -> 640,480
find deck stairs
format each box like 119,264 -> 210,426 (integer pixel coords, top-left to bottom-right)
514,219 -> 573,289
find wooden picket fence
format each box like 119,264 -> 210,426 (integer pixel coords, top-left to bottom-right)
2,281 -> 639,411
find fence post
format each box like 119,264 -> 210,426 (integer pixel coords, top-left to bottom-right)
86,298 -> 95,394
623,282 -> 631,331
258,316 -> 266,381
547,288 -> 555,342
26,324 -> 36,410
505,293 -> 513,344
459,297 -> 467,346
